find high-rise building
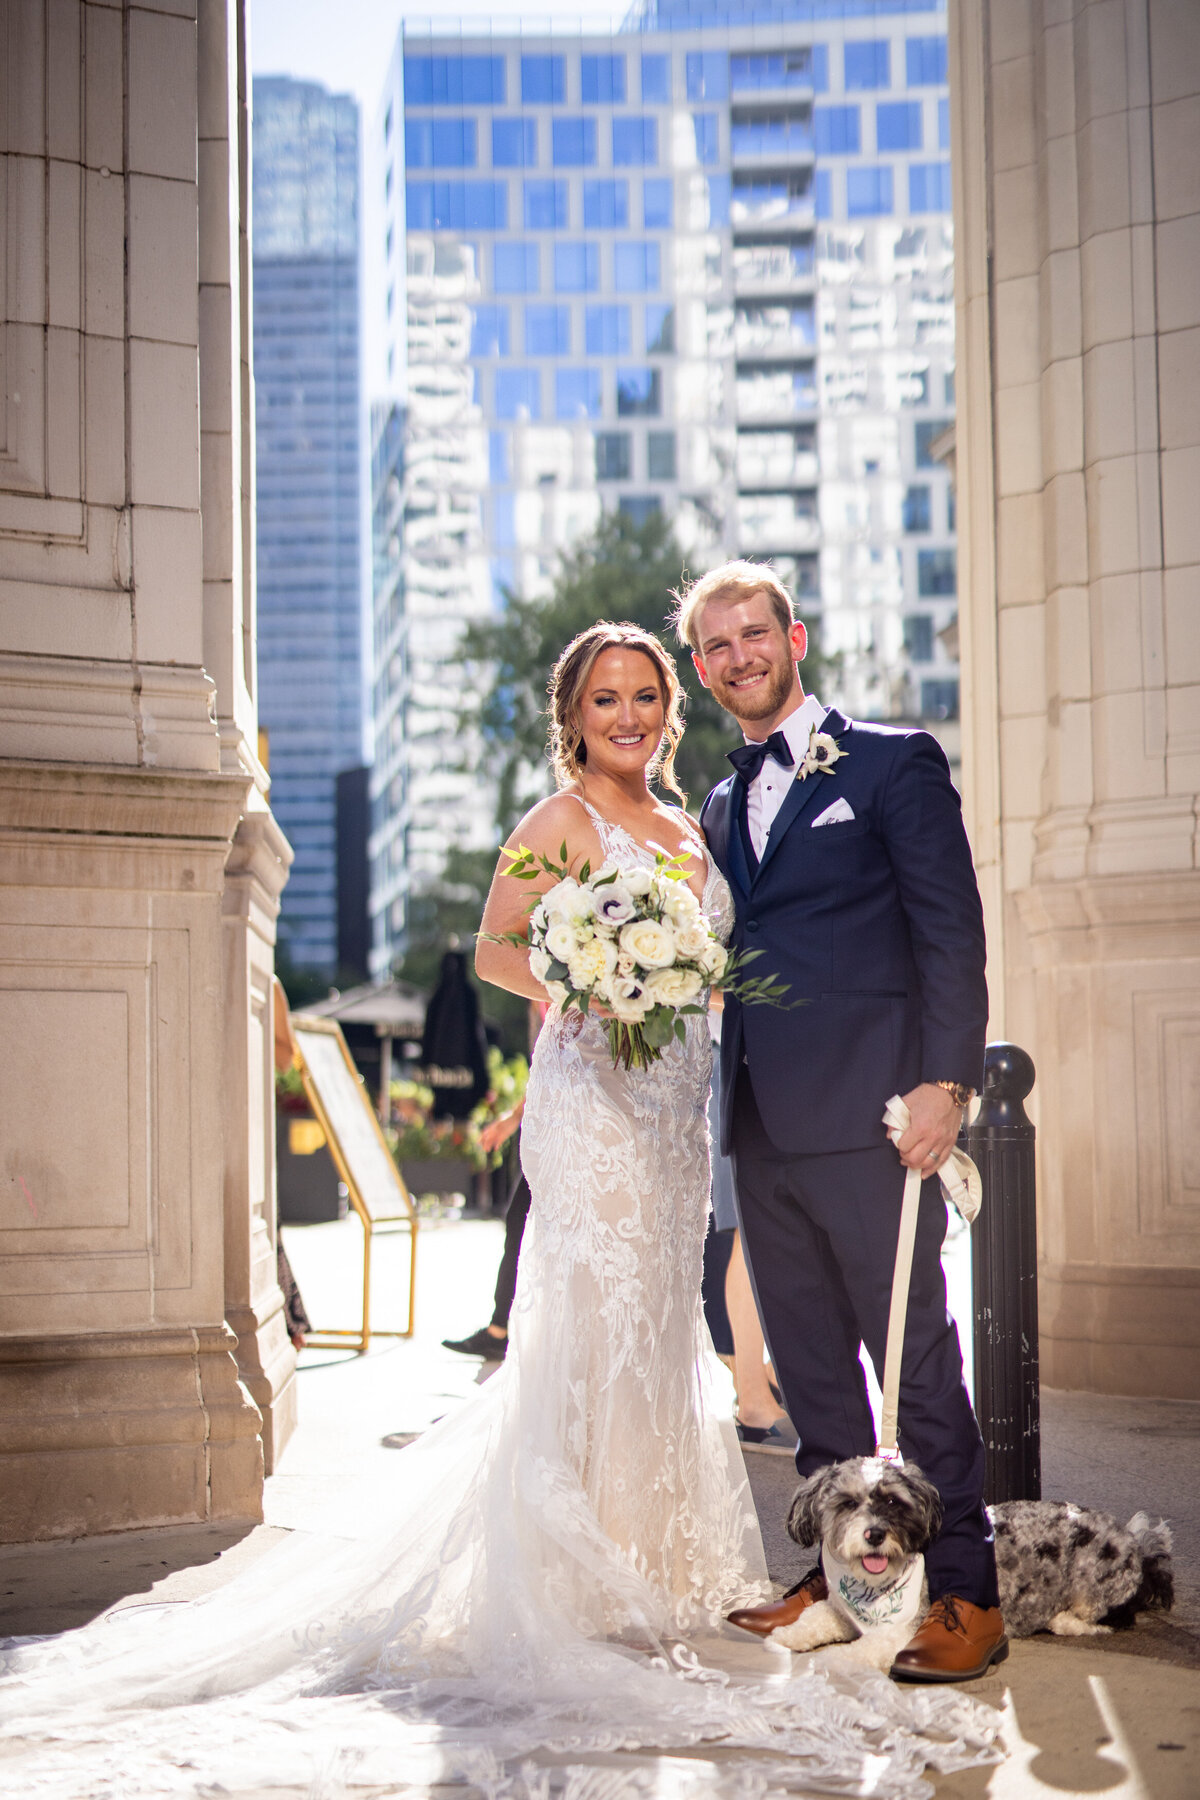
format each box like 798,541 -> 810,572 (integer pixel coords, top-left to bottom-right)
253,77 -> 364,977
372,0 -> 958,939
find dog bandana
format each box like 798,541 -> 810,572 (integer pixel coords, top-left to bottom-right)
821,1548 -> 927,1633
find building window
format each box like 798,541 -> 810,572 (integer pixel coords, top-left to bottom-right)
586,304 -> 631,354
685,51 -> 728,101
493,490 -> 516,548
845,40 -> 890,90
641,53 -> 670,103
915,418 -> 952,465
525,304 -> 570,355
730,48 -> 822,92
404,55 -> 505,104
612,115 -> 658,166
813,105 -> 860,154
619,495 -> 662,526
902,485 -> 931,532
613,240 -> 660,292
917,547 -> 957,595
594,431 -> 631,479
495,368 -> 541,420
522,55 -> 564,104
947,485 -> 957,531
553,241 -> 599,292
556,368 -> 602,419
938,97 -> 951,150
643,177 -> 673,228
489,430 -> 508,483
384,102 -> 393,141
492,117 -> 537,167
616,367 -> 661,417
921,678 -> 959,720
552,118 -> 597,166
692,112 -> 720,165
406,180 -> 507,230
707,174 -> 730,227
847,165 -> 893,216
494,240 -> 539,293
471,304 -> 510,356
405,117 -> 477,167
647,430 -> 676,479
903,615 -> 935,662
524,179 -> 568,229
909,161 -> 952,211
906,37 -> 948,86
814,169 -> 833,218
581,54 -> 625,103
583,179 -> 629,228
645,303 -> 675,352
876,101 -> 922,151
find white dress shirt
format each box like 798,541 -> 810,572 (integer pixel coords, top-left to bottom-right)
744,693 -> 828,860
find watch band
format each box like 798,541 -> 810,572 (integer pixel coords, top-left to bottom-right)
934,1079 -> 976,1108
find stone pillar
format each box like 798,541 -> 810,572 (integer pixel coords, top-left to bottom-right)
950,0 -> 1200,1398
0,1 -> 282,1537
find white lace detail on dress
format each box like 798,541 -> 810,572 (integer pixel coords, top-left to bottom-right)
0,801 -> 1003,1798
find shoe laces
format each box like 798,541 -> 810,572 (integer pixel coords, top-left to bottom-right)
925,1595 -> 967,1635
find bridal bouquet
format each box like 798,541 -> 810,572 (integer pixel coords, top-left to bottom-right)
488,841 -> 792,1070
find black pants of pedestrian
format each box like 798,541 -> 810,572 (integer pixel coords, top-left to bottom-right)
489,1171 -> 531,1331
731,1070 -> 999,1610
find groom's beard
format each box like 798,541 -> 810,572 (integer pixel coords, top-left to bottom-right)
707,655 -> 797,726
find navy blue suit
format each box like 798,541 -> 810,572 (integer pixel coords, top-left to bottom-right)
701,709 -> 999,1608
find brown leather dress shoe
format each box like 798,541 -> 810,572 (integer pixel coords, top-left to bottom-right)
727,1567 -> 828,1637
890,1596 -> 1009,1683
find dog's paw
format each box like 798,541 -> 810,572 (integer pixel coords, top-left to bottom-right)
769,1600 -> 854,1654
1048,1611 -> 1112,1637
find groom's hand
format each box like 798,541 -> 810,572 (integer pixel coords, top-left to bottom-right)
895,1083 -> 963,1174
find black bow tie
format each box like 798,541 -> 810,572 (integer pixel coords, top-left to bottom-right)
727,730 -> 794,786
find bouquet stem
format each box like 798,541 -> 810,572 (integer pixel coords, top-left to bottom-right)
606,1020 -> 661,1071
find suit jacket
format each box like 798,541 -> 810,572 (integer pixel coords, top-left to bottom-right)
700,708 -> 987,1157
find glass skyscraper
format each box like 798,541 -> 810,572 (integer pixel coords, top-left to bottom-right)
253,77 -> 363,977
371,0 -> 957,970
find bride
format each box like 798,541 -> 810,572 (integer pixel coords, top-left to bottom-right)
0,623 -> 1001,1799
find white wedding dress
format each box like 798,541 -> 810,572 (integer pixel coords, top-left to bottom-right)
0,805 -> 1002,1798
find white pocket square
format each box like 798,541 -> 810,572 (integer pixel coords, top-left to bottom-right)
811,797 -> 855,827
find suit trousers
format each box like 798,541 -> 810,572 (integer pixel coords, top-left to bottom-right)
731,1070 -> 999,1610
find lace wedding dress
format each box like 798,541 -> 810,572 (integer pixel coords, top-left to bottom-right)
0,805 -> 1002,1799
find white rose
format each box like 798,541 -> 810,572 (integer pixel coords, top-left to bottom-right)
662,883 -> 701,926
672,918 -> 710,961
594,881 -> 638,927
529,945 -> 552,982
544,980 -> 569,1006
698,940 -> 728,982
567,936 -> 618,990
619,917 -> 676,969
559,884 -> 597,926
545,920 -> 580,963
541,877 -> 578,919
530,901 -> 548,934
642,965 -> 704,1008
615,951 -> 636,978
623,867 -> 653,897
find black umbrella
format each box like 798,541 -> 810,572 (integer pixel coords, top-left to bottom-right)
421,949 -> 490,1119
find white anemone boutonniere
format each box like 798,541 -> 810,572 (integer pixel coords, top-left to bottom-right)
797,725 -> 848,781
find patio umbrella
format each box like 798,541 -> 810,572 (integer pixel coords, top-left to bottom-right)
421,949 -> 489,1119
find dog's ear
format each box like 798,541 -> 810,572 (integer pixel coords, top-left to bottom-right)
786,1471 -> 828,1548
901,1463 -> 944,1542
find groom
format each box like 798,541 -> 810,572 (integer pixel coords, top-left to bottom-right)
678,562 -> 1006,1683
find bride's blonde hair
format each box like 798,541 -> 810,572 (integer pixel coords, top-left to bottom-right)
548,622 -> 686,801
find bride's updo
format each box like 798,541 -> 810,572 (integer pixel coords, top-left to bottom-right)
548,621 -> 686,801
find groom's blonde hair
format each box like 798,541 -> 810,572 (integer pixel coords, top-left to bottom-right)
671,561 -> 795,654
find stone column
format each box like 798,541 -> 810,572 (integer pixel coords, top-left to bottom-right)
0,0 -> 281,1536
950,0 -> 1200,1398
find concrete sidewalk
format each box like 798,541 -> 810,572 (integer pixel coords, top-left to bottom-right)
2,1213 -> 1197,1795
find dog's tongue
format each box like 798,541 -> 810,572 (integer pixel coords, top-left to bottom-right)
861,1554 -> 890,1575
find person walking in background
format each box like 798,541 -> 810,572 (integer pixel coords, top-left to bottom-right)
442,1098 -> 529,1363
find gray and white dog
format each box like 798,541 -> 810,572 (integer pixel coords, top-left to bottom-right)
768,1456 -> 1173,1670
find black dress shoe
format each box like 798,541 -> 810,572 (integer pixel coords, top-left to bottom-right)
442,1326 -> 508,1360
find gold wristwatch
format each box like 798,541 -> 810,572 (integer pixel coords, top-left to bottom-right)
934,1079 -> 975,1108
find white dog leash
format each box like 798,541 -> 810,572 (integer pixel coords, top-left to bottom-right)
876,1097 -> 982,1460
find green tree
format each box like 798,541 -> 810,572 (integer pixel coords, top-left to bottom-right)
465,510 -> 832,834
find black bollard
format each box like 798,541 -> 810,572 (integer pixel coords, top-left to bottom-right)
962,1042 -> 1041,1504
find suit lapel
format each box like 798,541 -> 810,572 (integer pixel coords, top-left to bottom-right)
707,776 -> 752,897
754,708 -> 851,882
